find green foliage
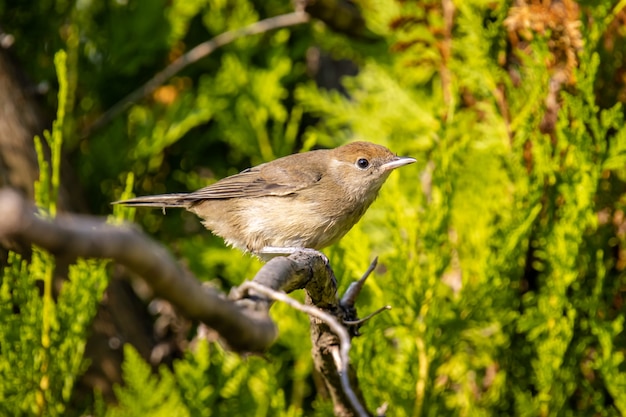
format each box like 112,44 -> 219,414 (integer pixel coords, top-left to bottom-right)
80,0 -> 307,212
106,341 -> 303,417
3,0 -> 626,416
0,51 -> 110,416
106,346 -> 190,417
298,1 -> 626,416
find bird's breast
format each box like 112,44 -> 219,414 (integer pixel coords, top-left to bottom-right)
192,189 -> 373,253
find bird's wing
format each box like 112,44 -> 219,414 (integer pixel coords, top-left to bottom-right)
186,157 -> 324,201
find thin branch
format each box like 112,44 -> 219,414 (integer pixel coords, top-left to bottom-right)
343,305 -> 391,326
84,11 -> 310,137
341,256 -> 378,307
239,281 -> 369,417
0,188 -> 276,352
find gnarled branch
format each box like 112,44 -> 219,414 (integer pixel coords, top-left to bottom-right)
0,187 -> 385,416
0,188 -> 276,353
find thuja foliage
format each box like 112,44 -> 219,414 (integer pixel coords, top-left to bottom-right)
105,2 -> 626,415
106,342 -> 304,417
298,1 -> 626,416
2,0 -> 626,416
0,52 -> 111,415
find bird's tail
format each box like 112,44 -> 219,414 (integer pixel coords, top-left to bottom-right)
112,193 -> 190,208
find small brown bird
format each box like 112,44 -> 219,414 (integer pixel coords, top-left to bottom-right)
114,141 -> 415,258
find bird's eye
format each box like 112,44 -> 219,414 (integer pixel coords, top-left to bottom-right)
356,158 -> 370,169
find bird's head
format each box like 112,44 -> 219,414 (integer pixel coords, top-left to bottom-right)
328,141 -> 416,202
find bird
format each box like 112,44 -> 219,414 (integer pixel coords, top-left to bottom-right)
113,141 -> 415,259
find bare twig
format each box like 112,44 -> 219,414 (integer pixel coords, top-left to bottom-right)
239,281 -> 369,417
84,11 -> 310,136
0,188 -> 276,352
343,305 -> 391,326
341,256 -> 378,308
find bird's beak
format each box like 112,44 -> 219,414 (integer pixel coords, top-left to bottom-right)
381,156 -> 417,171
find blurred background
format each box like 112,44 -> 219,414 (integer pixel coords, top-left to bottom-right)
1,0 -> 626,415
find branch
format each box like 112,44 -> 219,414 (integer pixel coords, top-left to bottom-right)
0,188 -> 276,353
239,281 -> 369,417
0,187 -> 383,415
341,256 -> 377,307
233,251 -> 378,416
83,11 -> 310,137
